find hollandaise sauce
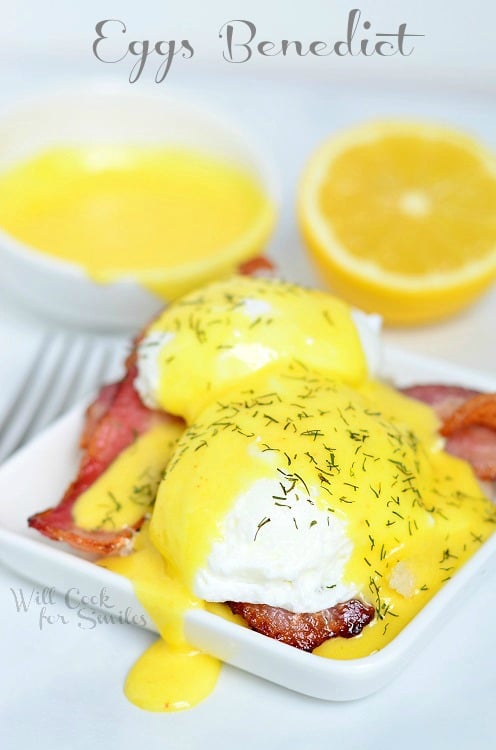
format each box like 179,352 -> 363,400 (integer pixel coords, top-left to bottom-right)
100,524 -> 221,712
0,146 -> 274,299
72,421 -> 183,531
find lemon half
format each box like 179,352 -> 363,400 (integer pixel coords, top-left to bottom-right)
298,121 -> 496,324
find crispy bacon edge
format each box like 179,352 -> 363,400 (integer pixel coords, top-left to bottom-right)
402,385 -> 496,481
229,599 -> 376,651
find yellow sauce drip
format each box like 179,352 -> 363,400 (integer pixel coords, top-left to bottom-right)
125,640 -> 220,712
99,523 -> 220,711
0,146 -> 274,299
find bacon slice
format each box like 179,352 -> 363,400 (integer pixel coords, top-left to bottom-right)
238,256 -> 275,277
228,599 -> 375,652
28,358 -> 181,555
444,426 -> 496,482
441,393 -> 496,436
401,384 -> 480,421
80,382 -> 120,450
402,384 -> 496,481
439,393 -> 496,481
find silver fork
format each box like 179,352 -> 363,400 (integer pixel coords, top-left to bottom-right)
0,329 -> 129,463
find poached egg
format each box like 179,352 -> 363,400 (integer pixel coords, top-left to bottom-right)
134,275 -> 381,421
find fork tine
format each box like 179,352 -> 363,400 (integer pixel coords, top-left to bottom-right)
0,332 -> 50,429
25,334 -> 89,440
68,338 -> 114,406
55,334 -> 128,422
0,331 -> 69,460
0,331 -> 130,464
54,335 -> 94,417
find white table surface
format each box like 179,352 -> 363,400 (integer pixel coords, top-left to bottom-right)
0,69 -> 495,749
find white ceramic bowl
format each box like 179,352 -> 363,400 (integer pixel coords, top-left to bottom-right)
0,84 -> 279,332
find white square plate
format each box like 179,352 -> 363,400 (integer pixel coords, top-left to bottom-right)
0,345 -> 494,701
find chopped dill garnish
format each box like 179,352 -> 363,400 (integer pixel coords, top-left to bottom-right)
253,517 -> 271,541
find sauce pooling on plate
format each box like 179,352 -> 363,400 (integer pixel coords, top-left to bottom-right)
0,146 -> 274,298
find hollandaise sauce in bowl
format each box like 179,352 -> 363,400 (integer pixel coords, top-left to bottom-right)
0,86 -> 277,330
28,276 -> 494,711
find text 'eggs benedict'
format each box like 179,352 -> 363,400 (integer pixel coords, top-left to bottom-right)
41,276 -> 495,711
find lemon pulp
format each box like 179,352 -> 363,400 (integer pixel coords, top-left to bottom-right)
299,121 -> 496,323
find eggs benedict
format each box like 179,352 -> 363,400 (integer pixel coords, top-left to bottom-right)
28,275 -> 496,712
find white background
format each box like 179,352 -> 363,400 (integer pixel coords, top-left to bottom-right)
0,3 -> 495,749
